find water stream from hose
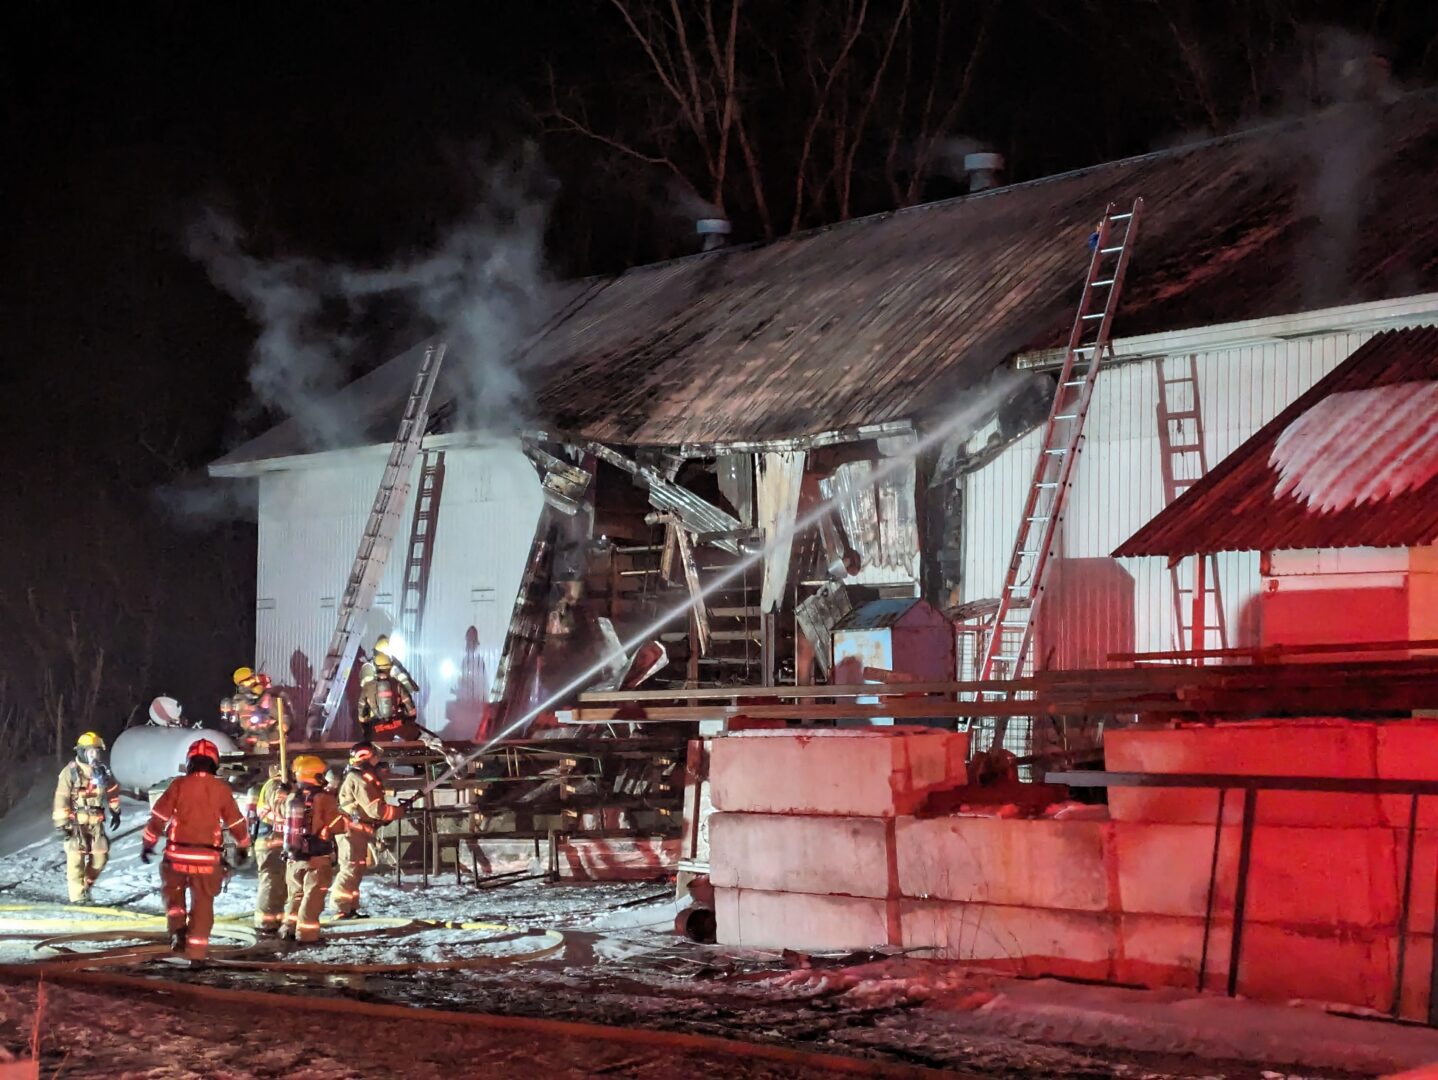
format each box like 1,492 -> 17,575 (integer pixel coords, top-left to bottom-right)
421,369 -> 1027,794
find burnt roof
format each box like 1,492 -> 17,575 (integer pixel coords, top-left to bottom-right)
1114,326 -> 1438,558
214,91 -> 1438,469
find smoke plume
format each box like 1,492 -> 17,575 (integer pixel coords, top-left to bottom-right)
188,147 -> 556,451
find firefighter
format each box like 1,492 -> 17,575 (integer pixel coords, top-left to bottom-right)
244,763 -> 289,934
280,754 -> 348,944
52,732 -> 122,904
140,739 -> 251,960
358,636 -> 450,759
230,666 -> 291,753
333,741 -> 404,919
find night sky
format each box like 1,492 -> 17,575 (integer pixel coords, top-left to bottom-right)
2,1 -> 1435,754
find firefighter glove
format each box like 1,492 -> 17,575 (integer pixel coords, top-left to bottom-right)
56,823 -> 74,840
109,809 -> 121,830
140,846 -> 155,865
234,844 -> 251,863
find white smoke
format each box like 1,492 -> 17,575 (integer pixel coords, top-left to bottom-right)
187,212 -> 355,449
188,149 -> 556,449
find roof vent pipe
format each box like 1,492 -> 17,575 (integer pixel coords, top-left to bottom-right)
964,152 -> 1005,193
697,217 -> 731,251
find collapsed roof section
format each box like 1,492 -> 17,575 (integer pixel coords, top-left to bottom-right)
1115,325 -> 1438,557
212,91 -> 1438,475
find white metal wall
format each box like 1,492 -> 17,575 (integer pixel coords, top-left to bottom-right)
254,441 -> 544,738
960,330 -> 1381,667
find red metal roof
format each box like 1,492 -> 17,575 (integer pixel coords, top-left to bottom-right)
1115,326 -> 1438,557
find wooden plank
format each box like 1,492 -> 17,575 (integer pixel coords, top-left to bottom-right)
674,525 -> 710,655
1111,638 -> 1438,663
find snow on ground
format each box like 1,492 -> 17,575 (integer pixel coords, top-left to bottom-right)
4,775 -> 1438,1078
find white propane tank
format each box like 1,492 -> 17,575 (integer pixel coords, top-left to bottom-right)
110,726 -> 239,796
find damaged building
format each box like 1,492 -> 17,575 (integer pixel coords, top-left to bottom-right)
210,91 -> 1438,748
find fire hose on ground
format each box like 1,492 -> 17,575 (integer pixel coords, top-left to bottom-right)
0,961 -> 950,1080
0,905 -> 955,1078
0,903 -> 564,974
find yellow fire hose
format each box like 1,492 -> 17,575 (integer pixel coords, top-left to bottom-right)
0,903 -> 563,974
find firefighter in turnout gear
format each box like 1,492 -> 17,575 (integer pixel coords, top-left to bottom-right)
357,636 -> 419,740
141,739 -> 251,959
229,666 -> 291,753
358,636 -> 453,762
244,763 -> 289,934
52,733 -> 122,903
281,754 -> 348,944
333,742 -> 403,918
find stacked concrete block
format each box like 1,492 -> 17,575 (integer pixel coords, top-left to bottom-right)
710,728 -> 968,951
1106,720 -> 1438,1019
707,720 -> 1438,1021
896,815 -> 1120,978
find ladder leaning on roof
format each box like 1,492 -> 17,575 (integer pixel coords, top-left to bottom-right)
974,200 -> 1143,757
307,342 -> 448,738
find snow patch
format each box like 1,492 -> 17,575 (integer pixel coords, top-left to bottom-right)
1270,380 -> 1438,512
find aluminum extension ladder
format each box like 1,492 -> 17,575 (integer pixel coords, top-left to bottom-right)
1155,354 -> 1228,659
397,448 -> 447,649
308,342 -> 448,737
976,200 -> 1143,755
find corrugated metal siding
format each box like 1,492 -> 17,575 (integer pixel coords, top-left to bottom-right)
1118,326 -> 1438,556
960,329 -> 1373,666
255,442 -> 544,738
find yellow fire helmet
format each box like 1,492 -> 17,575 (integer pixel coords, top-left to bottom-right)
291,754 -> 328,786
76,731 -> 106,750
232,665 -> 255,686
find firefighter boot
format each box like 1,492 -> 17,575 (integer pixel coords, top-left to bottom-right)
169,928 -> 186,952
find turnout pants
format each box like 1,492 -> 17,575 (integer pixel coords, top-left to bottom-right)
253,838 -> 287,930
284,854 -> 335,942
63,824 -> 109,902
161,860 -> 223,960
332,829 -> 374,916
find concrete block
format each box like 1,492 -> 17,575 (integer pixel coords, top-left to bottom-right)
1116,912 -> 1228,991
1119,913 -> 1414,1017
1112,822 -> 1400,927
715,887 -> 899,951
1376,721 -> 1438,828
710,728 -> 969,817
709,813 -> 895,897
1104,721 -> 1382,826
901,900 -> 1119,979
553,837 -> 680,881
896,816 -> 1110,911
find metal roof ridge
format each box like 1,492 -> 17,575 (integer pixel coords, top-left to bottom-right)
607,86 -> 1438,279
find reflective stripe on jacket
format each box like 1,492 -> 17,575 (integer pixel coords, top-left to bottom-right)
338,768 -> 401,830
143,773 -> 251,870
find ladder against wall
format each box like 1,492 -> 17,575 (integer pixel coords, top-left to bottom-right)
307,343 -> 448,738
1155,355 -> 1228,660
396,448 -> 448,711
974,200 -> 1144,758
